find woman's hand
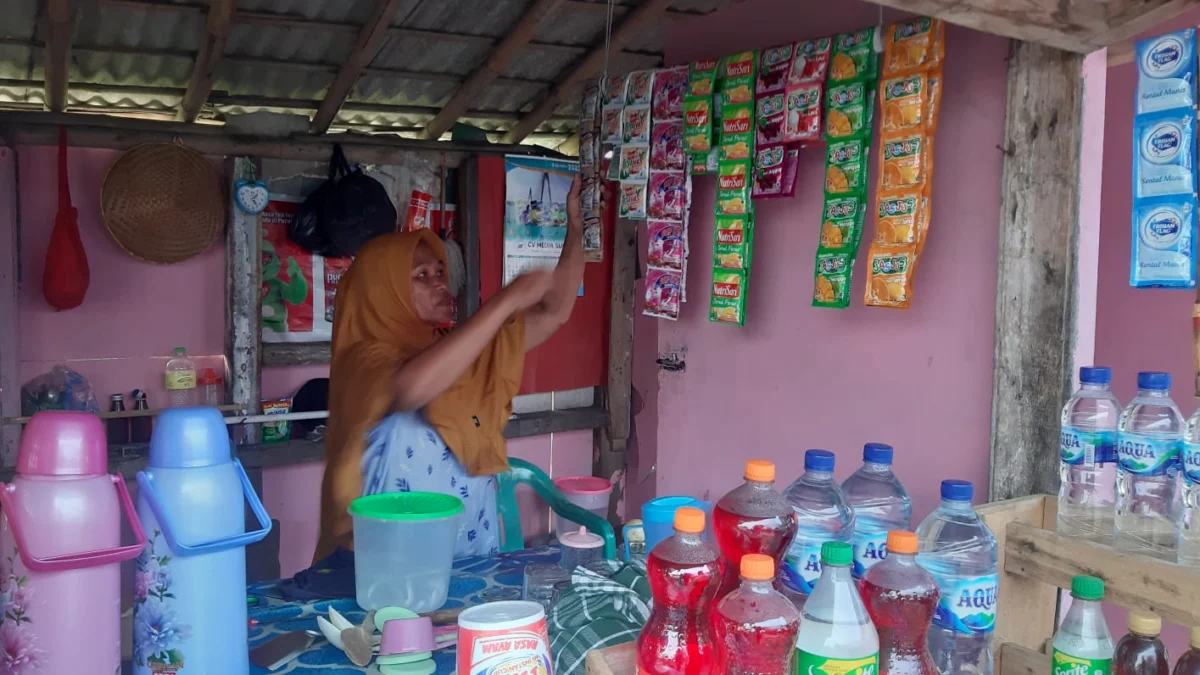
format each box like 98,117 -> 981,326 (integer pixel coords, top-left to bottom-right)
522,174 -> 587,350
502,270 -> 556,313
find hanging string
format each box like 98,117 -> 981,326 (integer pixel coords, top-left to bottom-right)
601,0 -> 616,82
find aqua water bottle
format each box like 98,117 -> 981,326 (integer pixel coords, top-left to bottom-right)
132,407 -> 272,674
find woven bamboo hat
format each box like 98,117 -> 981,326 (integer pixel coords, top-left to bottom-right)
101,141 -> 224,264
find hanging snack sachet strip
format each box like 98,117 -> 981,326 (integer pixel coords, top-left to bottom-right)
710,51 -> 758,325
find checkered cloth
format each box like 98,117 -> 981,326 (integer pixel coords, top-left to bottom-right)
548,558 -> 651,675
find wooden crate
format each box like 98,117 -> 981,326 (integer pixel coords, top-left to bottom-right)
586,494 -> 1200,675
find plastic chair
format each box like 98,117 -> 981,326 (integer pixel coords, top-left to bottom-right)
495,458 -> 617,559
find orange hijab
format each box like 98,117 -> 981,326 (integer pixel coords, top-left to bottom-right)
314,230 -> 526,560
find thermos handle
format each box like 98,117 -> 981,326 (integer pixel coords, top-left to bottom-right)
0,474 -> 148,573
620,522 -> 643,561
136,458 -> 272,557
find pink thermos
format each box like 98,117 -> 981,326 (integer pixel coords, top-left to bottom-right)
0,411 -> 146,675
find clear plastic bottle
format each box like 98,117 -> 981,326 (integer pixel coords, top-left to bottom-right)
1114,613 -> 1169,675
915,480 -> 999,675
1181,412 -> 1200,566
1171,627 -> 1200,675
637,507 -> 721,675
861,531 -> 938,675
843,443 -> 912,578
795,541 -> 879,675
165,347 -> 198,408
781,450 -> 854,607
1116,372 -> 1183,561
713,460 -> 798,600
1052,576 -> 1114,675
714,554 -> 802,675
1059,367 -> 1121,544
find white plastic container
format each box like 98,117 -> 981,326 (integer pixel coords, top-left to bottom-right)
553,476 -> 613,535
350,492 -> 463,612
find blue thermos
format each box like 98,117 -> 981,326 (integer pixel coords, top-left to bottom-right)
132,407 -> 272,674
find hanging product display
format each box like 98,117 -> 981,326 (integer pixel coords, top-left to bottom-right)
578,79 -> 604,262
1130,28 -> 1198,288
864,17 -> 945,309
643,65 -> 693,321
754,45 -> 799,200
814,28 -> 878,309
686,59 -> 719,175
710,51 -> 758,326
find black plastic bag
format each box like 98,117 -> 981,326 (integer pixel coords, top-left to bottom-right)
289,145 -> 397,257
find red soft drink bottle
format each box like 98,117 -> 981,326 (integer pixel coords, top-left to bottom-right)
637,507 -> 722,675
861,531 -> 939,675
712,460 -> 798,599
714,554 -> 802,675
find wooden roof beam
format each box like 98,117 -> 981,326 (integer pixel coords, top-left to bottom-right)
503,0 -> 673,145
421,0 -> 564,140
1100,0 -> 1200,66
178,0 -> 236,122
310,0 -> 410,134
43,0 -> 75,112
862,0 -> 1108,53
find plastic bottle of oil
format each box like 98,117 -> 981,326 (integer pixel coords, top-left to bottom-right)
1114,613 -> 1169,675
1172,627 -> 1200,675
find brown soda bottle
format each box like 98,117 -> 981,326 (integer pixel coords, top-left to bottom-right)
1173,628 -> 1200,675
130,389 -> 153,444
1114,612 -> 1170,675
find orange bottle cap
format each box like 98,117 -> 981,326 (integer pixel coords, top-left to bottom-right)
744,459 -> 776,482
887,531 -> 918,555
674,506 -> 706,534
740,553 -> 774,581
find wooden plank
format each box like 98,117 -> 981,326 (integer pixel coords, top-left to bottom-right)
990,41 -> 1086,502
261,342 -> 331,367
505,406 -> 608,438
862,0 -> 1106,53
595,214 -> 637,524
977,495 -> 1059,652
310,0 -> 410,134
502,0 -> 673,144
1102,0 -> 1200,45
458,157 -> 482,317
1005,520 -> 1200,628
998,642 -> 1051,675
0,146 -> 19,467
43,0 -> 75,112
226,157 -> 263,445
0,111 -> 563,164
421,0 -> 564,140
177,0 -> 236,123
586,641 -> 635,675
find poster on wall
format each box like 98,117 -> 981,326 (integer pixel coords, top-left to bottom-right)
260,197 -> 353,343
503,156 -> 582,291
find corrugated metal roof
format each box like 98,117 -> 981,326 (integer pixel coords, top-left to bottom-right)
0,0 -> 720,147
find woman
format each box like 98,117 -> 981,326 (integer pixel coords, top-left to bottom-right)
314,174 -> 586,561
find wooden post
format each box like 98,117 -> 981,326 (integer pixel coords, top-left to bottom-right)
458,157 -> 483,318
595,216 -> 637,524
43,0 -> 75,112
178,0 -> 236,122
990,41 -> 1087,501
0,146 -> 19,466
226,157 -> 262,445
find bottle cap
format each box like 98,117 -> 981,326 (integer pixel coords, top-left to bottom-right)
673,506 -> 705,534
821,541 -> 852,566
1190,626 -> 1200,650
1071,575 -> 1104,601
197,368 -> 223,386
174,347 -> 186,355
132,389 -> 147,400
805,449 -> 835,472
1079,367 -> 1111,385
559,527 -> 605,550
1128,612 -> 1162,636
863,443 -> 894,465
1137,371 -> 1170,391
886,531 -> 918,554
941,479 -> 974,502
111,393 -> 124,400
744,459 -> 776,482
740,554 -> 774,581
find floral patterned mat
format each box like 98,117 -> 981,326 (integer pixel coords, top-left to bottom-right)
246,546 -> 561,674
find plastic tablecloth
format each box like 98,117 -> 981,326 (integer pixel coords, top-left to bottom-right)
246,546 -> 561,674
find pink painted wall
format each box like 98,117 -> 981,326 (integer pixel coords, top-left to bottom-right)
1093,8 -> 1200,662
644,0 -> 1007,523
10,145 -> 596,577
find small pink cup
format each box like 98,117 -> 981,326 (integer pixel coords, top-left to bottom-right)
380,616 -> 436,655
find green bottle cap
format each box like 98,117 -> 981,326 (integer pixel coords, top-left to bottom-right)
1071,575 -> 1104,601
821,541 -> 852,566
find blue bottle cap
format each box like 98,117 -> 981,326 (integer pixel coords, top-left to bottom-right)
1079,367 -> 1111,385
941,479 -> 973,502
1137,372 -> 1171,391
863,443 -> 894,465
149,407 -> 233,469
804,449 -> 835,472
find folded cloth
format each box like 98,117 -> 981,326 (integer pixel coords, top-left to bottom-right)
548,559 -> 651,675
277,547 -> 356,601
